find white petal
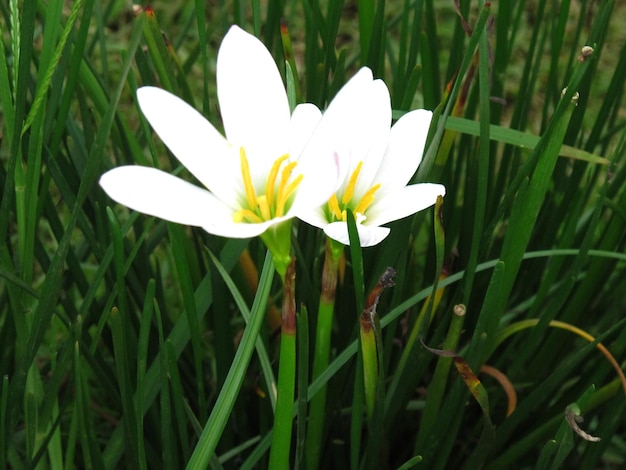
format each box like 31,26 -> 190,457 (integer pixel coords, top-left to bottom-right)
366,183 -> 445,227
217,25 -> 290,170
323,222 -> 391,247
201,217 -> 275,239
99,166 -> 230,227
298,206 -> 331,230
303,67 -> 375,186
101,166 -> 289,239
289,103 -> 322,159
324,68 -> 374,119
351,79 -> 392,197
374,109 -> 433,191
295,67 -> 380,207
136,87 -> 240,206
289,149 -> 340,217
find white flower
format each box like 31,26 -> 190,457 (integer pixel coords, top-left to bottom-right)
99,25 -> 338,246
299,69 -> 446,247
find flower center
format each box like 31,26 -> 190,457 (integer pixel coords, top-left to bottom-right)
327,161 -> 380,223
233,147 -> 303,223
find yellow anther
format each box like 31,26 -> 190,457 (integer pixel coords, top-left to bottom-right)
240,147 -> 258,209
354,183 -> 381,215
342,161 -> 363,205
328,194 -> 342,220
266,154 -> 289,207
257,195 -> 271,220
276,174 -> 303,217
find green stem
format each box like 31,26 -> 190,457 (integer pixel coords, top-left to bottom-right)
306,239 -> 342,469
269,258 -> 297,469
260,221 -> 293,280
360,317 -> 378,422
360,268 -> 396,422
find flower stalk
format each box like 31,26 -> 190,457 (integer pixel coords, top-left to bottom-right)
360,268 -> 396,421
260,220 -> 293,280
305,237 -> 343,469
269,257 -> 297,468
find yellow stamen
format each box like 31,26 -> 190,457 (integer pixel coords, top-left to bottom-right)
342,161 -> 363,205
280,161 -> 298,187
328,194 -> 342,220
275,161 -> 298,215
266,154 -> 289,208
240,147 -> 258,209
354,183 -> 381,215
276,174 -> 303,217
257,195 -> 271,220
233,208 -> 264,224
232,149 -> 302,225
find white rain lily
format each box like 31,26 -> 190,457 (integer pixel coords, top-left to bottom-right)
299,70 -> 446,247
100,25 -> 342,272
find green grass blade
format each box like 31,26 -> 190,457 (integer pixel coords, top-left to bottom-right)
441,116 -> 609,165
186,252 -> 275,468
109,307 -> 140,468
168,225 -> 205,417
206,250 -> 277,409
22,0 -> 84,135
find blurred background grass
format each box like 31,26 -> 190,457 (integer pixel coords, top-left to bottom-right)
1,0 -> 625,468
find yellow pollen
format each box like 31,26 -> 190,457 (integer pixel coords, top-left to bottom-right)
328,194 -> 342,220
266,153 -> 289,208
354,183 -> 381,215
342,161 -> 363,205
239,147 -> 258,209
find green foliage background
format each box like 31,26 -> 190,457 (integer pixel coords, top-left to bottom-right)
1,0 -> 625,468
